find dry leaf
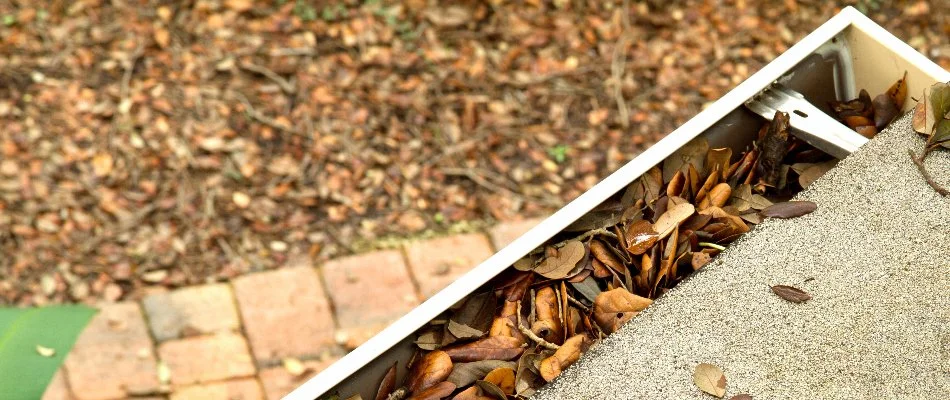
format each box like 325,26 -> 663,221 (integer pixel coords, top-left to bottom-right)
539,335 -> 586,382
446,360 -> 516,388
760,201 -> 817,219
449,387 -> 484,400
424,6 -> 471,28
376,362 -> 397,400
653,203 -> 695,240
406,350 -> 453,394
693,363 -> 727,398
475,380 -> 509,400
531,287 -> 563,344
35,345 -> 55,357
281,357 -> 309,377
407,381 -> 457,400
92,153 -> 114,177
443,336 -> 525,362
691,252 -> 711,270
534,240 -> 585,279
625,220 -> 660,255
771,285 -> 812,303
729,394 -> 753,400
706,148 -> 733,181
483,367 -> 516,394
663,137 -> 709,183
593,288 -> 652,333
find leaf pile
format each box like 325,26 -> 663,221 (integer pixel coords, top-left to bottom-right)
830,72 -> 908,138
365,113 -> 830,399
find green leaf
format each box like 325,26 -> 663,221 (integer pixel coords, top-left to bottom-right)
0,306 -> 97,399
929,83 -> 950,123
931,119 -> 950,147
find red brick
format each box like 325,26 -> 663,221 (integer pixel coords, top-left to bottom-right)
321,250 -> 419,331
142,283 -> 240,341
157,333 -> 256,386
258,357 -> 338,400
65,302 -> 160,400
170,378 -> 264,400
41,369 -> 72,400
488,217 -> 546,250
233,267 -> 335,362
405,233 -> 494,298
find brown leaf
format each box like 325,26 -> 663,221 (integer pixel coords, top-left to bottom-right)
92,153 -> 114,177
531,287 -> 563,344
755,111 -> 791,190
449,387 -> 485,400
913,93 -> 931,135
706,147 -> 733,181
760,201 -> 817,219
624,220 -> 660,255
475,380 -> 509,400
593,288 -> 652,333
483,367 -> 516,395
424,6 -> 471,28
691,252 -> 711,270
729,394 -> 753,400
443,336 -> 525,362
653,203 -> 695,240
533,240 -> 586,279
406,350 -> 453,394
589,240 -> 624,273
376,362 -> 397,400
663,137 -> 709,183
771,285 -> 812,303
539,334 -> 586,382
446,360 -> 516,388
791,161 -> 836,189
693,363 -> 727,398
886,71 -> 908,111
407,381 -> 457,400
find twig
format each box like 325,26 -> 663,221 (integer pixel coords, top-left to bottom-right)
230,91 -> 305,136
611,32 -> 634,128
909,149 -> 950,196
239,62 -> 296,95
119,43 -> 145,111
516,300 -> 560,350
440,167 -> 527,200
567,295 -> 591,314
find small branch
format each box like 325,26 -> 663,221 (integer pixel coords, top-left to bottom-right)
611,32 -> 634,128
516,300 -> 560,350
909,149 -> 950,196
230,91 -> 305,136
567,295 -> 591,314
240,62 -> 296,94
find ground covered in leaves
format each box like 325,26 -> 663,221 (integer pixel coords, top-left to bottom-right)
0,0 -> 947,305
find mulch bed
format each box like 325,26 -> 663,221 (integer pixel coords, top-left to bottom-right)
0,0 -> 945,305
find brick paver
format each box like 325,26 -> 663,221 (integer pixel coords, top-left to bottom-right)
488,217 -> 546,250
170,378 -> 264,400
404,233 -> 494,298
142,283 -> 240,341
233,266 -> 336,363
64,302 -> 160,400
157,333 -> 256,386
321,250 -> 419,335
41,369 -> 72,400
52,225 -> 535,399
258,357 -> 339,400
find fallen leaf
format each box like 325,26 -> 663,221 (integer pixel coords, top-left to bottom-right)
407,381 -> 456,400
448,321 -> 484,340
691,252 -> 711,270
663,137 -> 709,183
593,288 -> 652,333
406,350 -> 453,394
760,201 -> 817,219
424,6 -> 470,28
449,387 -> 483,400
232,192 -> 251,208
281,357 -> 309,377
531,287 -> 563,344
475,380 -> 509,399
483,367 -> 516,394
92,153 -> 114,177
539,334 -> 586,382
693,363 -> 727,398
533,240 -> 586,279
443,336 -> 525,362
224,0 -> 253,12
771,285 -> 812,303
35,345 -> 55,357
912,97 -> 929,135
792,161 -> 836,189
653,203 -> 695,239
729,394 -> 753,400
375,362 -> 397,400
624,220 -> 660,255
706,147 -> 733,180
446,360 -> 516,387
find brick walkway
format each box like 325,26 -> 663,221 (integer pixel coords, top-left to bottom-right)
41,218 -> 543,400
